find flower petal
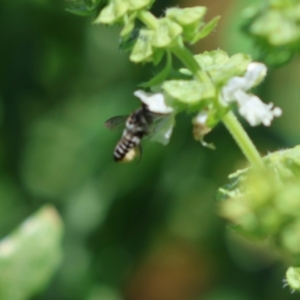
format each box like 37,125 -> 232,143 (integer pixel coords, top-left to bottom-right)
235,90 -> 282,126
244,62 -> 267,90
222,77 -> 248,102
221,62 -> 268,103
134,90 -> 174,114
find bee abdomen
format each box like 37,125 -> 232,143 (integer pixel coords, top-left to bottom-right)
113,134 -> 140,162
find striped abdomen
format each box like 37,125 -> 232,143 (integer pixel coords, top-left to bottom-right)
113,131 -> 141,162
113,105 -> 153,162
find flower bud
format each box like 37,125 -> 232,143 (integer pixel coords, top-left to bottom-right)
285,267 -> 300,292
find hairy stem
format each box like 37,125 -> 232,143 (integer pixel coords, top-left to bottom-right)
222,111 -> 265,168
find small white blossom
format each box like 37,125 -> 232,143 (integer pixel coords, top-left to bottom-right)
244,62 -> 267,89
134,90 -> 174,114
222,62 -> 282,126
235,90 -> 282,126
194,111 -> 208,125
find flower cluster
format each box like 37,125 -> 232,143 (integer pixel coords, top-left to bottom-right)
127,57 -> 282,151
219,146 -> 300,292
160,51 -> 281,146
242,0 -> 300,65
221,62 -> 282,126
94,1 -> 219,64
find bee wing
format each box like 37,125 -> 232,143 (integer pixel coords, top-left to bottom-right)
105,115 -> 128,131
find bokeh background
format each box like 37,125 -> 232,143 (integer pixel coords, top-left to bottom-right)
0,0 -> 300,299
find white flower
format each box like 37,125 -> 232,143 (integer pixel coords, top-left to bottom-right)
222,62 -> 282,126
134,90 -> 175,145
235,90 -> 282,126
134,90 -> 174,114
194,111 -> 208,125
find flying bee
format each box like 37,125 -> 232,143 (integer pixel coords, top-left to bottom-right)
105,104 -> 156,162
106,90 -> 174,162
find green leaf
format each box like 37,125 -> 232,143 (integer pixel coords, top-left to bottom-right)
130,29 -> 154,62
152,48 -> 164,65
166,6 -> 207,43
66,0 -> 104,17
121,21 -> 135,38
66,6 -> 97,16
120,12 -> 137,37
178,68 -> 192,76
264,145 -> 300,179
162,79 -> 215,104
152,18 -> 182,48
0,205 -> 63,300
194,50 -> 251,85
286,267 -> 300,292
194,49 -> 229,69
128,0 -> 153,11
192,16 -> 221,44
212,53 -> 251,84
166,7 -> 207,26
250,10 -> 300,46
94,0 -> 128,24
119,27 -> 140,51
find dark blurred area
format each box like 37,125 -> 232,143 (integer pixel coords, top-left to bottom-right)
0,0 -> 300,299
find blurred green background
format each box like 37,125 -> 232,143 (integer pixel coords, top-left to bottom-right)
0,0 -> 300,299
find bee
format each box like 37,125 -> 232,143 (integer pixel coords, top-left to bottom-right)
105,104 -> 166,162
106,90 -> 174,162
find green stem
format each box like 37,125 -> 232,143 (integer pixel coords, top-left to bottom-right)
137,10 -> 158,29
172,46 -> 211,84
222,111 -> 264,168
172,46 -> 200,74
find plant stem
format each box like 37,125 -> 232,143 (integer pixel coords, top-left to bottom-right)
222,111 -> 264,168
172,46 -> 211,84
137,10 -> 158,29
172,46 -> 200,74
173,46 -> 262,167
